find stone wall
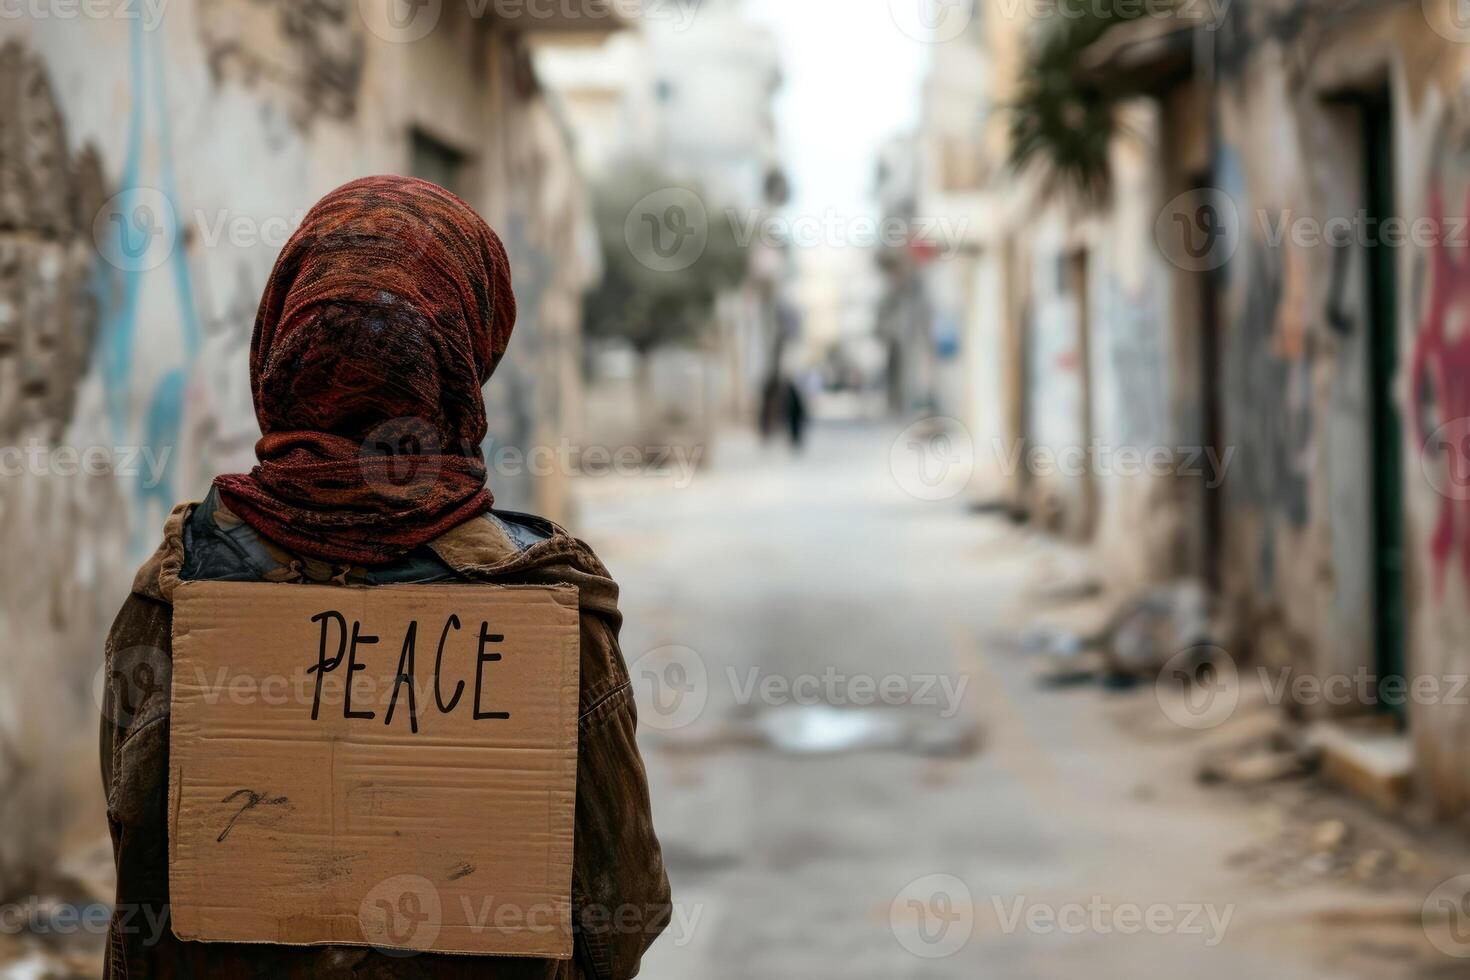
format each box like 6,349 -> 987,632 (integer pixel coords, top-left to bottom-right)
0,1 -> 599,888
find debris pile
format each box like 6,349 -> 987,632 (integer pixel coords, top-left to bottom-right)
1198,727 -> 1319,787
1023,578 -> 1230,690
1226,792 -> 1427,890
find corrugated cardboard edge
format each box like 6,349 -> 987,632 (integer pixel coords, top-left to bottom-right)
166,581 -> 582,958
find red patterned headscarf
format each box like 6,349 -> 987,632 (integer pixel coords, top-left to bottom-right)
214,175 -> 516,565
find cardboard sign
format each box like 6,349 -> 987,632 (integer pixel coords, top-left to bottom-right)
168,581 -> 580,958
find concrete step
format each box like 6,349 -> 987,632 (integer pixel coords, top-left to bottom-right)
1307,720 -> 1414,813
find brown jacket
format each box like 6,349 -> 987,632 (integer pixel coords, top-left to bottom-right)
99,498 -> 670,979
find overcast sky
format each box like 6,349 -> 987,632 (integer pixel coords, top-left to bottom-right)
743,0 -> 931,221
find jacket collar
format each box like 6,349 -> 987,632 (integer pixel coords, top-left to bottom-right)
134,500 -> 574,604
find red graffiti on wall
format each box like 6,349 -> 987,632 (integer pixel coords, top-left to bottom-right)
1412,184 -> 1470,598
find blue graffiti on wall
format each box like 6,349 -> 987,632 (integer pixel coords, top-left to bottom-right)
92,17 -> 203,552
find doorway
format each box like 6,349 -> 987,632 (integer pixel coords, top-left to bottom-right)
1192,175 -> 1225,592
1069,248 -> 1096,538
1360,88 -> 1408,718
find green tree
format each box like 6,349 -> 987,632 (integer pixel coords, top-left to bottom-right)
1007,0 -> 1180,204
583,159 -> 751,358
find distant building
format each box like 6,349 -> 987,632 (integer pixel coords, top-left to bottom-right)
873,131 -> 932,415
964,0 -> 1470,824
536,0 -> 789,424
901,0 -> 1042,517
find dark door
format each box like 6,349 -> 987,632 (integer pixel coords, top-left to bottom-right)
1194,176 -> 1224,592
1070,250 -> 1096,538
1363,90 -> 1408,717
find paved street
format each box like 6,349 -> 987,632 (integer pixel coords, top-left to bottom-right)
574,420 -> 1461,980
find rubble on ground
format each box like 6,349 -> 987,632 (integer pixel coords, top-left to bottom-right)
1020,577 -> 1231,689
1226,788 -> 1429,891
1107,579 -> 1218,677
1197,726 -> 1319,786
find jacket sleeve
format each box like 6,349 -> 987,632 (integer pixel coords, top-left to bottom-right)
99,592 -> 175,818
571,611 -> 672,980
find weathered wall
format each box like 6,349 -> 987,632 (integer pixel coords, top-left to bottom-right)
1215,49 -> 1335,681
979,0 -> 1470,820
958,246 -> 1011,506
1215,0 -> 1470,815
0,1 -> 595,886
996,99 -> 1184,566
1084,99 -> 1181,588
0,37 -> 130,884
923,0 -> 1031,514
1022,207 -> 1093,535
957,9 -> 1186,563
1393,2 -> 1470,817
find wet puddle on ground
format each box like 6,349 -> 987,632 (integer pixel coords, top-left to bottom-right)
650,703 -> 982,759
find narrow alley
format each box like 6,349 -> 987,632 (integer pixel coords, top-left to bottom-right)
14,3 -> 1470,978
578,420 -> 1465,980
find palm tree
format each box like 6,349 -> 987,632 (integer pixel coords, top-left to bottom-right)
1007,1 -> 1179,205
